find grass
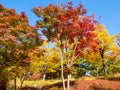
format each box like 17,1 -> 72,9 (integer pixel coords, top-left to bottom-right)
8,73 -> 120,90
8,78 -> 61,90
79,76 -> 97,80
23,79 -> 61,88
8,76 -> 97,90
107,73 -> 120,81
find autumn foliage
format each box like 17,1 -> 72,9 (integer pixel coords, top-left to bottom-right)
0,4 -> 42,89
0,1 -> 120,90
33,2 -> 99,57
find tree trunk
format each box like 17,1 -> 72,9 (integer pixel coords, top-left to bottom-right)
20,75 -> 25,88
43,73 -> 46,81
67,74 -> 71,90
60,49 -> 66,90
14,76 -> 17,90
43,66 -> 47,81
102,59 -> 107,76
105,66 -> 107,76
99,48 -> 107,76
96,67 -> 99,77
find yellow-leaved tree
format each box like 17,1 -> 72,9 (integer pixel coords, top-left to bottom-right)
85,24 -> 118,76
95,24 -> 117,76
29,40 -> 60,81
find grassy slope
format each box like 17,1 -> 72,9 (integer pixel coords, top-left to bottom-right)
8,73 -> 120,90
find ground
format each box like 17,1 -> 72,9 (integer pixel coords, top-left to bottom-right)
9,74 -> 120,90
20,77 -> 120,90
70,79 -> 120,90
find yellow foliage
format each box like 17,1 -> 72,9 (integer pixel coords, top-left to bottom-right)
29,41 -> 60,73
86,24 -> 118,64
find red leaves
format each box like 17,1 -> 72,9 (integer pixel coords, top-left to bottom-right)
33,1 -> 99,56
73,23 -> 81,30
59,3 -> 98,53
21,11 -> 27,18
0,4 -> 43,72
0,29 -> 18,43
0,12 -> 3,16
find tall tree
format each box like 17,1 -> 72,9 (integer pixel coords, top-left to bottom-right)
33,2 -> 98,90
0,4 -> 42,89
95,24 -> 117,76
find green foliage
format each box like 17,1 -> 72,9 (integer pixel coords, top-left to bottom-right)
73,58 -> 87,78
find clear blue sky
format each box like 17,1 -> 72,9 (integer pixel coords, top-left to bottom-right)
0,0 -> 120,35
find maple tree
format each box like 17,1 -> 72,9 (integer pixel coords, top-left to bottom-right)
33,2 -> 98,90
0,4 -> 42,89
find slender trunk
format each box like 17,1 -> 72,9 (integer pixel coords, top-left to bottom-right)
99,48 -> 107,76
20,75 -> 25,88
96,67 -> 99,77
14,76 -> 17,90
105,67 -> 107,76
60,57 -> 66,90
43,73 -> 46,81
101,59 -> 107,76
60,49 -> 66,90
43,66 -> 47,81
20,80 -> 23,89
67,74 -> 71,90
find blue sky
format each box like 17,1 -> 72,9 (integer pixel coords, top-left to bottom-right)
0,0 -> 120,35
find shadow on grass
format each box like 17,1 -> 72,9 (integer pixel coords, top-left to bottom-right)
40,80 -> 76,90
107,76 -> 120,81
40,81 -> 76,90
